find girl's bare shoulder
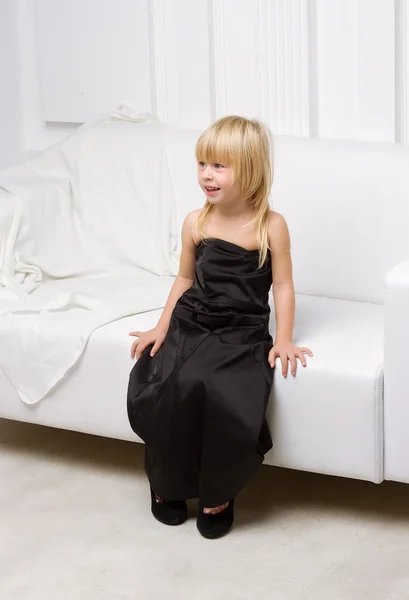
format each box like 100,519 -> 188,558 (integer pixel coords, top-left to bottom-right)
268,209 -> 286,225
183,209 -> 202,245
184,208 -> 201,225
267,210 -> 291,251
267,210 -> 288,231
183,209 -> 201,243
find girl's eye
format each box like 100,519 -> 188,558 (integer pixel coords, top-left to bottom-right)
198,161 -> 205,167
214,163 -> 223,169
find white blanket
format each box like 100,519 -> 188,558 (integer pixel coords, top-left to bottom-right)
0,105 -> 178,404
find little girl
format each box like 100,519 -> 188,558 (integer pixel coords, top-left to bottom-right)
127,116 -> 313,539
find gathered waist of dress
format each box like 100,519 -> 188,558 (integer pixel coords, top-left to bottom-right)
173,304 -> 270,329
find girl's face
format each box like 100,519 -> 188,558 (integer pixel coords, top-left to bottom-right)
197,160 -> 242,205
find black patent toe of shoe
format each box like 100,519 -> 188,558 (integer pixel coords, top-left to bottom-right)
150,487 -> 187,526
196,499 -> 234,539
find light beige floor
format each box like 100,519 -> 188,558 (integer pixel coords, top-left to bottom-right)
1,419 -> 409,600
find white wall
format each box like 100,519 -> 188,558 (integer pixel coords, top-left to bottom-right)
1,0 -> 409,168
0,1 -> 23,168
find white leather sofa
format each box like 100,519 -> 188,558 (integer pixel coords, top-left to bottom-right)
1,127 -> 409,485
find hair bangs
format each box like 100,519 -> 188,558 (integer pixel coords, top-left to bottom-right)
195,125 -> 237,170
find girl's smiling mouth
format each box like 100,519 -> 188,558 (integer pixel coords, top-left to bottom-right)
205,186 -> 220,195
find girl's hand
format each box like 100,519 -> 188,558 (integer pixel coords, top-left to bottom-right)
129,326 -> 167,360
269,341 -> 313,377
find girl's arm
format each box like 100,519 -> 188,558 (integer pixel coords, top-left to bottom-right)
130,210 -> 199,359
268,212 -> 313,376
156,211 -> 199,332
269,212 -> 295,344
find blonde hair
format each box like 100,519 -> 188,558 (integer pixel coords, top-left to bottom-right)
195,115 -> 273,267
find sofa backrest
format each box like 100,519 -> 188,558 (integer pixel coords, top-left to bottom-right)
163,126 -> 409,304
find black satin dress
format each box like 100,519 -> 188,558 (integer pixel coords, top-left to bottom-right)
127,238 -> 274,508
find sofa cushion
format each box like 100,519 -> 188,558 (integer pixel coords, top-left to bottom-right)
267,294 -> 384,482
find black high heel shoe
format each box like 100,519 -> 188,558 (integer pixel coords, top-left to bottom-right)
196,498 -> 235,539
150,486 -> 188,526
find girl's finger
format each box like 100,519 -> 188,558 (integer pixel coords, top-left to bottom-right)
136,341 -> 149,360
296,351 -> 307,367
289,354 -> 297,376
301,347 -> 313,357
150,339 -> 163,357
129,331 -> 142,337
281,354 -> 289,377
269,349 -> 277,368
132,338 -> 140,348
130,340 -> 139,359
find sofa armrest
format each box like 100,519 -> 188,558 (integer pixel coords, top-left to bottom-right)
384,257 -> 409,482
